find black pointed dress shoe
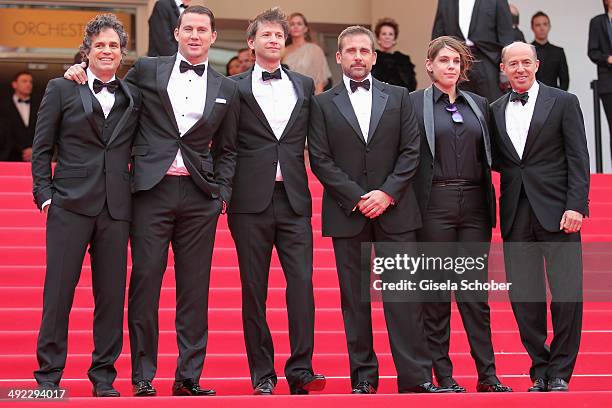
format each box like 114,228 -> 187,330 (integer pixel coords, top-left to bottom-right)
254,378 -> 275,395
36,382 -> 59,398
351,381 -> 376,394
92,383 -> 120,397
438,377 -> 466,393
290,373 -> 326,395
547,378 -> 569,392
476,381 -> 513,392
528,378 -> 548,392
172,379 -> 216,396
402,382 -> 454,393
133,380 -> 156,396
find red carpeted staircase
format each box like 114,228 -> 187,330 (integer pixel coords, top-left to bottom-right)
0,161 -> 611,407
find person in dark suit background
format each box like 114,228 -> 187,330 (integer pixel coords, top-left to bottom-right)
0,117 -> 13,161
491,42 -> 589,392
2,71 -> 39,161
432,0 -> 514,102
309,25 -> 452,395
32,14 -> 141,397
531,11 -> 569,90
227,7 -> 325,396
509,4 -> 526,42
371,17 -> 417,91
147,0 -> 191,56
410,36 -> 511,394
65,5 -> 239,397
588,0 -> 612,161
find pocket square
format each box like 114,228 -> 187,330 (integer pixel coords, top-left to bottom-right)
215,98 -> 227,104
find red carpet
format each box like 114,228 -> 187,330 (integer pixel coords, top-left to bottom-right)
0,161 -> 611,407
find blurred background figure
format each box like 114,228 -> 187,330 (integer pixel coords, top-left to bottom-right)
0,117 -> 11,161
1,71 -> 39,162
509,4 -> 526,42
237,47 -> 255,72
588,0 -> 612,161
226,55 -> 242,76
371,17 -> 417,91
147,0 -> 192,56
531,11 -> 569,91
283,12 -> 331,94
432,0 -> 514,101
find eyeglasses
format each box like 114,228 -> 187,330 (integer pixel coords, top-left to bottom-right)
445,103 -> 464,124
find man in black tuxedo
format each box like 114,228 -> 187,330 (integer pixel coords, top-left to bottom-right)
531,11 -> 569,91
32,14 -> 140,397
147,0 -> 191,56
66,5 -> 239,397
432,0 -> 514,101
2,71 -> 39,161
491,42 -> 589,392
227,8 -> 325,396
309,26 -> 451,395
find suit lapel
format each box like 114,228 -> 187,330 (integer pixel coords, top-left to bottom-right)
449,0 -> 463,38
78,84 -> 103,140
279,69 -> 305,140
106,79 -> 135,146
169,0 -> 180,18
332,83 -> 366,145
460,90 -> 491,167
522,84 -> 555,161
423,86 -> 436,159
468,0 -> 482,38
238,70 -> 276,137
492,93 -> 521,164
156,55 -> 180,134
366,79 -> 388,144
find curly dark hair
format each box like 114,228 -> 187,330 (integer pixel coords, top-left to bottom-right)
374,17 -> 399,39
79,13 -> 128,63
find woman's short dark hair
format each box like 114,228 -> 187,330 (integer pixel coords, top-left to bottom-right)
225,56 -> 239,76
79,13 -> 128,63
427,36 -> 474,84
374,17 -> 399,39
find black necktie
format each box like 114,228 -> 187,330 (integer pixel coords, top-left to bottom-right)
350,79 -> 370,92
17,98 -> 30,104
262,69 -> 282,81
179,60 -> 206,76
510,91 -> 529,106
93,79 -> 119,94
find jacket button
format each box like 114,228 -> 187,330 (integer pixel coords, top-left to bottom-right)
272,161 -> 277,166
363,170 -> 367,175
366,148 -> 371,153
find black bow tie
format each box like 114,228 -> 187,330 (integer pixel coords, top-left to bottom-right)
179,3 -> 187,8
262,69 -> 282,81
350,79 -> 370,92
179,60 -> 206,76
93,79 -> 119,94
510,91 -> 529,106
17,98 -> 30,104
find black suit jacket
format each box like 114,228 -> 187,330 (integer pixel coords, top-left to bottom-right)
410,86 -> 496,227
1,96 -> 40,160
125,56 -> 239,203
308,78 -> 421,238
148,0 -> 180,57
0,116 -> 12,161
228,68 -> 313,216
588,14 -> 612,94
490,82 -> 590,238
432,0 -> 514,66
533,41 -> 569,91
31,78 -> 141,221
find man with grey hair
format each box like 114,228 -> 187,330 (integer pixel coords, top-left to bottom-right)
309,25 -> 451,395
32,13 -> 140,397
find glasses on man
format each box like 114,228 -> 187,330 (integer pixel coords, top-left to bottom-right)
445,103 -> 464,124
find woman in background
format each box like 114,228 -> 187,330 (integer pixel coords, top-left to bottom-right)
371,18 -> 417,91
226,56 -> 241,76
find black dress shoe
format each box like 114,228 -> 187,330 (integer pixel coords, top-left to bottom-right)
352,381 -> 376,394
133,380 -> 157,397
93,384 -> 120,397
402,382 -> 454,393
528,378 -> 548,392
438,377 -> 466,393
172,379 -> 216,396
476,381 -> 513,392
547,378 -> 569,392
254,378 -> 275,395
36,382 -> 59,397
290,373 -> 326,395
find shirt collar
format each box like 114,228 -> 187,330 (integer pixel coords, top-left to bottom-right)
343,74 -> 373,94
253,62 -> 284,81
12,94 -> 30,104
175,0 -> 184,10
432,84 -> 464,104
175,53 -> 208,72
87,67 -> 116,92
511,80 -> 539,106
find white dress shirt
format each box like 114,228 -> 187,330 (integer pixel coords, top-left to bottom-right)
174,0 -> 185,11
505,81 -> 540,159
87,68 -> 116,118
166,53 -> 208,175
12,94 -> 30,127
458,0 -> 476,46
343,74 -> 372,142
252,63 -> 297,181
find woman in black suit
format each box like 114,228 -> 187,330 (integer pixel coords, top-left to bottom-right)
410,36 -> 511,394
